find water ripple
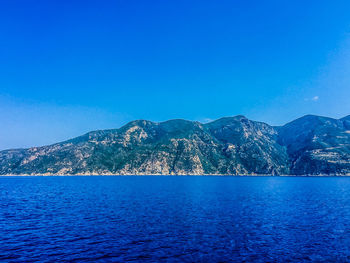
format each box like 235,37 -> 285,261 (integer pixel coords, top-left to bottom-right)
1,176 -> 350,262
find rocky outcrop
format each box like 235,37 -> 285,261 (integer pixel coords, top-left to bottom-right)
277,115 -> 350,175
1,115 -> 350,175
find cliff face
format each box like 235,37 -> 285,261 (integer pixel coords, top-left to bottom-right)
1,115 -> 350,175
278,115 -> 350,175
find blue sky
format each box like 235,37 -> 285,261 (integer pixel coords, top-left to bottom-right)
1,0 -> 350,150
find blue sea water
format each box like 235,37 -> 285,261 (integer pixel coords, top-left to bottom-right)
1,176 -> 350,262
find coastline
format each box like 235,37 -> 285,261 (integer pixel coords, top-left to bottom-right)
1,173 -> 350,176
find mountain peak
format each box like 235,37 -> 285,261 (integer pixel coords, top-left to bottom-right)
341,115 -> 350,121
205,115 -> 247,126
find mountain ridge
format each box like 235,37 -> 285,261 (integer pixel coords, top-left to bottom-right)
1,114 -> 350,175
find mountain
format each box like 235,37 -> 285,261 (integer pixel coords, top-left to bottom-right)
1,115 -> 350,175
278,115 -> 350,175
342,115 -> 350,130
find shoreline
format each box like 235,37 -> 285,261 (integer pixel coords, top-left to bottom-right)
1,174 -> 350,177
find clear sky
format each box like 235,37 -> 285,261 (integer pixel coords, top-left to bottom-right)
1,0 -> 350,150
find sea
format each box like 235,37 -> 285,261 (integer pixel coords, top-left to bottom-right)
1,176 -> 350,262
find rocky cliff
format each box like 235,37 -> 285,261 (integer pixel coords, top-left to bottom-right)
1,115 -> 349,175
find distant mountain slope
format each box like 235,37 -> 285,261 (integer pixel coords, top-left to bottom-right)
342,115 -> 350,130
278,115 -> 350,175
204,116 -> 289,175
1,115 -> 350,175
